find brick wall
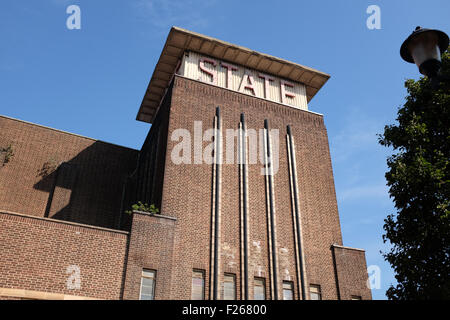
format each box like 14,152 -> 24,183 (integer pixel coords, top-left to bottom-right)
0,116 -> 138,229
0,74 -> 370,300
0,211 -> 128,299
122,211 -> 177,300
154,76 -> 351,299
332,245 -> 372,300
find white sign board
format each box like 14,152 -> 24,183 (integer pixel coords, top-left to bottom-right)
178,51 -> 308,110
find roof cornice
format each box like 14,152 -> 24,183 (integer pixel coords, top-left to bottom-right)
137,26 -> 330,123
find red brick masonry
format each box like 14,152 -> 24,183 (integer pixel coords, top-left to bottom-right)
0,211 -> 128,300
0,75 -> 372,300
332,244 -> 372,300
0,116 -> 138,230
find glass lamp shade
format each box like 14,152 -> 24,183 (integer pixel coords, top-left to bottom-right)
410,32 -> 440,66
400,27 -> 449,77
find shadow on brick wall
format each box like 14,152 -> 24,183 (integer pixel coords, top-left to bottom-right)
33,141 -> 138,230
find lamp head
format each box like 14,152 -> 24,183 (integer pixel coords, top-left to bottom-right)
400,26 -> 449,78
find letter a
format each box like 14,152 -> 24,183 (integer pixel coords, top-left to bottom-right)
66,5 -> 81,30
366,5 -> 381,30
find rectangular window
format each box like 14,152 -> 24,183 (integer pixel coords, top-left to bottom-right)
140,269 -> 156,300
223,274 -> 236,300
282,281 -> 294,300
309,284 -> 322,300
191,270 -> 205,300
254,278 -> 266,300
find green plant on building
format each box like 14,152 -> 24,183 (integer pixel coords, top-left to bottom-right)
125,201 -> 160,215
1,144 -> 14,166
37,157 -> 61,178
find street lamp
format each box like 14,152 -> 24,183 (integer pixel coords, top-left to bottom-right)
400,26 -> 449,86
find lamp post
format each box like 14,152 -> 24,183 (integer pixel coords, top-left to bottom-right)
400,26 -> 449,87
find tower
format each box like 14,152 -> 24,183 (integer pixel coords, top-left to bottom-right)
121,27 -> 372,300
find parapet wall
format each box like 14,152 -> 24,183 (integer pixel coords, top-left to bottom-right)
332,244 -> 372,300
0,211 -> 128,300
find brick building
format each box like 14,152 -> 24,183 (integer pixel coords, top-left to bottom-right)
0,27 -> 371,300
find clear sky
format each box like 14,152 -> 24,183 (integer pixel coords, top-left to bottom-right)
1,0 -> 449,300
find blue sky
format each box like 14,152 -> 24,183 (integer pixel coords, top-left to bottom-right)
1,0 -> 449,299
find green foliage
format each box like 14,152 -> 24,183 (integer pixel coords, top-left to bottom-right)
125,201 -> 160,215
378,47 -> 450,299
37,157 -> 60,178
1,144 -> 14,166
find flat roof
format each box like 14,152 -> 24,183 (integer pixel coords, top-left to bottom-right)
137,27 -> 330,123
0,115 -> 138,152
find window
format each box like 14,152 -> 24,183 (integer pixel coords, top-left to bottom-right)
309,284 -> 321,300
223,274 -> 236,300
191,270 -> 205,300
282,281 -> 294,300
254,278 -> 266,300
351,295 -> 362,300
140,269 -> 156,300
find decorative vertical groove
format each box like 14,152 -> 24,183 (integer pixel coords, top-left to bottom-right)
210,107 -> 222,300
262,125 -> 272,298
239,121 -> 245,299
239,113 -> 249,300
264,119 -> 279,300
287,125 -> 308,300
209,113 -> 217,300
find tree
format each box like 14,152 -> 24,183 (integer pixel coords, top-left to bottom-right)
379,47 -> 450,300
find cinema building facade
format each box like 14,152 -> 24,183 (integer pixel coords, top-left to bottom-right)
0,27 -> 371,300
